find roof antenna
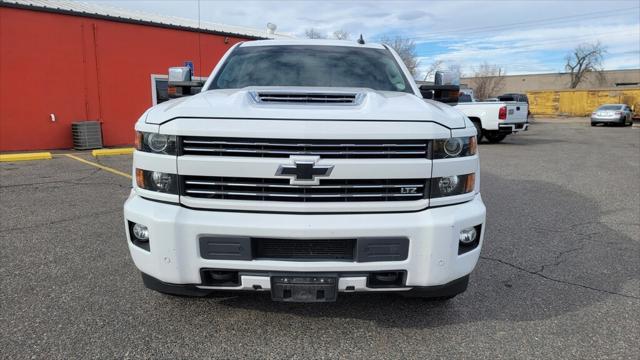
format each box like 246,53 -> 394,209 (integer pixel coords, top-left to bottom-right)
357,34 -> 365,45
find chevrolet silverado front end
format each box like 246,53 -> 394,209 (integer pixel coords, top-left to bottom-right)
124,40 -> 486,302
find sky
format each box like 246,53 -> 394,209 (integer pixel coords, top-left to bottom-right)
95,0 -> 640,79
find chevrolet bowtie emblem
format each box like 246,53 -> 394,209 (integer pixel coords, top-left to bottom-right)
275,156 -> 334,185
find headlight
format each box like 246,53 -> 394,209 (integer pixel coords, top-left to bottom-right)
135,132 -> 177,155
431,136 -> 476,159
135,169 -> 178,194
430,173 -> 475,198
148,133 -> 170,152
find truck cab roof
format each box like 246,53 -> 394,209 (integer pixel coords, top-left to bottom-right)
239,39 -> 387,50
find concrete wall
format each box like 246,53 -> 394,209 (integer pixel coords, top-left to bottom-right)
461,69 -> 640,96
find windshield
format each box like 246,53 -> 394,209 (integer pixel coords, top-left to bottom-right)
210,45 -> 412,93
599,105 -> 622,111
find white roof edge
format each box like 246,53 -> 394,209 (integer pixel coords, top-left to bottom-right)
1,0 -> 294,39
240,39 -> 387,49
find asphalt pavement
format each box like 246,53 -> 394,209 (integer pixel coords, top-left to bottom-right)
1,121 -> 638,359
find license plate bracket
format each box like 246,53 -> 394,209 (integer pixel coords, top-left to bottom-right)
271,274 -> 338,302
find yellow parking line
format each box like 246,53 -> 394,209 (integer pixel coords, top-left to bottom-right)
0,152 -> 52,162
92,148 -> 134,157
64,154 -> 132,179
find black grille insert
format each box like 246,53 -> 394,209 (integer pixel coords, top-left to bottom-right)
253,238 -> 356,260
180,137 -> 429,159
256,92 -> 358,104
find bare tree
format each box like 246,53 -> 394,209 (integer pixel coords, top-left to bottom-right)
469,63 -> 506,100
380,36 -> 419,76
447,63 -> 463,79
304,28 -> 327,39
332,30 -> 350,40
565,41 -> 605,88
423,60 -> 444,81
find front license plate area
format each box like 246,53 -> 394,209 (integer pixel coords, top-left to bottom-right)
271,275 -> 338,302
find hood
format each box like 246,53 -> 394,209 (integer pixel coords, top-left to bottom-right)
144,87 -> 467,129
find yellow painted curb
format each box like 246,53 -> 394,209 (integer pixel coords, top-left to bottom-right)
0,152 -> 53,162
91,148 -> 134,157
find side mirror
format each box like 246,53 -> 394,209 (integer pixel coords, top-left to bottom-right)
434,70 -> 460,86
419,85 -> 460,104
167,66 -> 205,98
168,67 -> 192,83
422,91 -> 434,100
419,70 -> 461,104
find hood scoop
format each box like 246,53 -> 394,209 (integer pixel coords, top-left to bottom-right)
249,90 -> 364,105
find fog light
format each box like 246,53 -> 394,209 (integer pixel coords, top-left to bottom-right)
438,175 -> 460,194
132,223 -> 149,241
459,227 -> 477,244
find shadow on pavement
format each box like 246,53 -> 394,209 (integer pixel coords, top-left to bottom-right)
174,172 -> 639,328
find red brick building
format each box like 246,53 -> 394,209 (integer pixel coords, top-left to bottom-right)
0,0 -> 286,151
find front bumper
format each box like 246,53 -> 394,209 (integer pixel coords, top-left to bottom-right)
591,116 -> 624,123
123,192 -> 486,293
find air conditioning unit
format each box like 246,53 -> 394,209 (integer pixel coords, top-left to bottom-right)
71,121 -> 102,150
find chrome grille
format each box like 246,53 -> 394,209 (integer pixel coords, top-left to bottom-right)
180,137 -> 429,159
181,176 -> 427,202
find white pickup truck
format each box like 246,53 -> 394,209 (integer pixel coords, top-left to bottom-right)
457,98 -> 529,143
421,83 -> 529,143
124,40 -> 486,302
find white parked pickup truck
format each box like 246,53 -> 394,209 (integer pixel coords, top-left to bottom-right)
457,99 -> 529,143
421,82 -> 529,143
124,40 -> 486,302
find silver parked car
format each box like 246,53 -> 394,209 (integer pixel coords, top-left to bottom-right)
591,104 -> 634,126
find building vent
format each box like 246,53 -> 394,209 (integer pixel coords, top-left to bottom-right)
71,121 -> 103,150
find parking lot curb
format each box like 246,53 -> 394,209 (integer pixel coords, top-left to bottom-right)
0,152 -> 53,162
91,148 -> 134,157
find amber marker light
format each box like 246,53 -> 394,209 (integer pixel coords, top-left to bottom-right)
135,168 -> 145,188
134,132 -> 143,150
469,136 -> 477,155
464,173 -> 476,193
